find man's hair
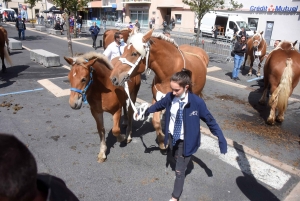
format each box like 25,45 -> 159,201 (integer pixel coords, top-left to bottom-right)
171,69 -> 193,91
0,133 -> 37,201
114,32 -> 122,40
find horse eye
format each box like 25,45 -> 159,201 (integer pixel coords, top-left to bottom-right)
131,52 -> 137,56
81,78 -> 86,83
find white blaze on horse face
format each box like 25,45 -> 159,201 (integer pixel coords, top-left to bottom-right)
73,72 -> 77,77
127,44 -> 132,50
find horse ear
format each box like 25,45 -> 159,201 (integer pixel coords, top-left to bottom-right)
64,57 -> 74,65
260,31 -> 264,35
142,28 -> 154,43
254,31 -> 256,34
293,40 -> 298,47
86,58 -> 98,66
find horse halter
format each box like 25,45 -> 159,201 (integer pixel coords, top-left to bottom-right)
70,66 -> 94,104
118,41 -> 151,86
252,33 -> 262,47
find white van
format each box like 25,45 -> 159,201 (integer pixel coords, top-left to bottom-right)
0,8 -> 17,22
195,12 -> 253,39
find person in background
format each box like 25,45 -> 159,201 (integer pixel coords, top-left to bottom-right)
76,15 -> 83,34
149,19 -> 152,29
135,19 -> 140,32
212,25 -> 218,44
142,70 -> 227,201
232,24 -> 239,43
232,35 -> 247,81
238,27 -> 247,39
54,20 -> 64,35
89,22 -> 100,50
128,21 -> 134,30
60,16 -> 65,31
103,32 -> 126,61
162,19 -> 168,32
69,16 -> 74,34
171,16 -> 175,29
273,40 -> 281,48
0,133 -> 80,201
102,16 -> 107,31
15,16 -> 26,40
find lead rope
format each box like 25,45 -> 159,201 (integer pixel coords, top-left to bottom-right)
124,82 -> 149,121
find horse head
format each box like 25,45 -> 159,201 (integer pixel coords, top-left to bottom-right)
276,40 -> 298,51
252,31 -> 264,50
110,29 -> 154,86
64,56 -> 97,109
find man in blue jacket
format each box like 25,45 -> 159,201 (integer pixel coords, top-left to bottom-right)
89,22 -> 100,50
144,70 -> 227,201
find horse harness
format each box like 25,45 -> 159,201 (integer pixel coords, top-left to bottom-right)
70,63 -> 94,104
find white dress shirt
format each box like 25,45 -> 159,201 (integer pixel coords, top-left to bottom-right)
103,41 -> 127,61
168,92 -> 188,140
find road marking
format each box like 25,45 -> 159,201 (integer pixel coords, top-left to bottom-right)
37,79 -> 69,97
207,66 -> 221,73
284,181 -> 300,201
0,88 -> 44,97
22,45 -> 31,51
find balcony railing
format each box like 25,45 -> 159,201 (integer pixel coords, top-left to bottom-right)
103,0 -> 117,6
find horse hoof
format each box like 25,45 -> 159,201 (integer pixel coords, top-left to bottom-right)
276,116 -> 284,123
117,134 -> 126,142
97,153 -> 107,163
127,137 -> 132,144
267,118 -> 275,125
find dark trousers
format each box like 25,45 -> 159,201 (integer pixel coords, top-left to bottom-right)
91,35 -> 97,47
18,29 -> 25,40
169,135 -> 191,199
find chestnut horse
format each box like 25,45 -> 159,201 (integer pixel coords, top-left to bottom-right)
0,27 -> 12,73
259,41 -> 300,125
0,27 -> 10,54
109,29 -> 209,150
64,52 -> 141,162
242,31 -> 266,76
103,28 -> 132,50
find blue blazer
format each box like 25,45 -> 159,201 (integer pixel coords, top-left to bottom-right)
145,91 -> 227,156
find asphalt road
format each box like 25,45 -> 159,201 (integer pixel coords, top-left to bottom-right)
0,23 -> 299,201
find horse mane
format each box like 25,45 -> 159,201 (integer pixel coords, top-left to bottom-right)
74,52 -> 113,70
128,32 -> 179,57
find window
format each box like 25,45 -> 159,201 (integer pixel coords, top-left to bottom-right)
248,18 -> 259,31
175,14 -> 181,24
236,21 -> 251,31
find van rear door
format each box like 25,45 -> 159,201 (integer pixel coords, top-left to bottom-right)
199,13 -> 216,35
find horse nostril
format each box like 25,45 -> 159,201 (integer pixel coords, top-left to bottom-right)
111,77 -> 118,85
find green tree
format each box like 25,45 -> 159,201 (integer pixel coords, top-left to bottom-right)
182,0 -> 243,45
24,0 -> 41,28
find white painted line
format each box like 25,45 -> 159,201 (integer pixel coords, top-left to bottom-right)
22,45 -> 31,51
284,181 -> 300,201
200,134 -> 291,190
62,65 -> 71,70
207,66 -> 222,73
37,79 -> 69,97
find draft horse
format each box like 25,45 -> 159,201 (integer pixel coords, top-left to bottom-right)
64,52 -> 141,162
0,27 -> 12,73
103,28 -> 132,50
0,27 -> 10,54
242,31 -> 267,76
259,41 -> 300,125
109,29 -> 209,151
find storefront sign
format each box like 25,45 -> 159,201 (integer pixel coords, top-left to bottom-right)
250,5 -> 298,12
87,20 -> 101,27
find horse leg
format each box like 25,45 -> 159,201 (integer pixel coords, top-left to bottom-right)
267,85 -> 278,125
248,59 -> 253,76
152,99 -> 166,150
91,110 -> 107,163
259,81 -> 269,105
1,49 -> 6,73
276,110 -> 285,123
112,109 -> 126,142
125,104 -> 133,143
257,57 -> 264,77
242,52 -> 248,70
121,105 -> 128,127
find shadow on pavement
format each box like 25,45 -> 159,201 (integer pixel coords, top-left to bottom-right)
9,51 -> 23,56
0,65 -> 30,88
234,141 -> 280,201
248,89 -> 270,123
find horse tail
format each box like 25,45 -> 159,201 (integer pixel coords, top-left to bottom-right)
269,58 -> 293,113
245,54 -> 251,66
3,46 -> 12,66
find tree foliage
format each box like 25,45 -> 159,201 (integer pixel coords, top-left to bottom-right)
182,0 -> 243,45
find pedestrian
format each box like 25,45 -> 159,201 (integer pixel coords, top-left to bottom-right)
232,24 -> 239,43
171,17 -> 175,29
69,16 -> 74,34
15,16 -> 26,40
89,22 -> 100,50
102,16 -> 107,30
232,35 -> 247,81
36,12 -> 40,24
135,19 -> 140,32
142,70 -> 227,201
238,27 -> 247,39
54,20 -> 64,35
149,19 -> 152,29
103,32 -> 127,61
212,25 -> 218,44
60,16 -> 65,31
128,21 -> 134,29
162,19 -> 168,32
0,133 -> 80,201
273,39 -> 281,48
76,15 -> 83,34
